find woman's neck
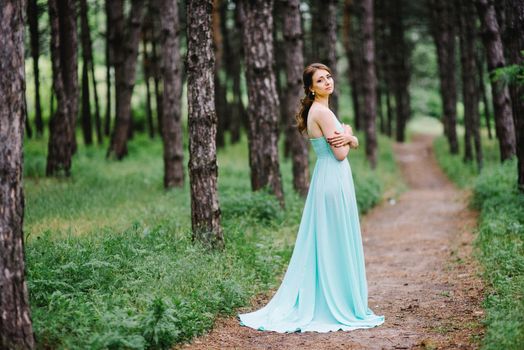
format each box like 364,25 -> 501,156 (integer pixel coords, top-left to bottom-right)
313,96 -> 330,108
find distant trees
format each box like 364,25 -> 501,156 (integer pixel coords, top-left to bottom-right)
238,0 -> 284,205
187,0 -> 224,248
46,0 -> 79,176
0,1 -> 36,348
475,0 -> 516,161
107,1 -> 146,159
159,0 -> 184,189
430,0 -> 459,154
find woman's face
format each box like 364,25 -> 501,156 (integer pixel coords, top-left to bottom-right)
310,69 -> 334,97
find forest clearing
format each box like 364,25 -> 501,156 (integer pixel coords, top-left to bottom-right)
1,0 -> 523,349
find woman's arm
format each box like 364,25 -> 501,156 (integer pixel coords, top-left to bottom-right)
327,124 -> 359,148
313,111 -> 350,161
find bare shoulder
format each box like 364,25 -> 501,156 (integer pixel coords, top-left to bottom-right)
308,104 -> 334,124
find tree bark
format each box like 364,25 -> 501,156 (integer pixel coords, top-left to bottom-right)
187,0 -> 224,248
160,0 -> 184,189
430,0 -> 459,154
360,0 -> 378,168
81,60 -> 93,145
458,0 -> 483,169
238,0 -> 285,205
0,2 -> 36,348
502,0 -> 524,191
475,0 -> 516,161
46,0 -> 79,176
27,0 -> 43,137
282,0 -> 310,196
107,0 -> 146,159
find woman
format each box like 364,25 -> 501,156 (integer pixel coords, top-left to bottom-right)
238,63 -> 385,333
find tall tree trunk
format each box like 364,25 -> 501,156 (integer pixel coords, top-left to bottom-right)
282,0 -> 310,196
160,0 -> 184,189
80,0 -> 102,145
360,0 -> 377,168
46,0 -> 79,176
430,0 -> 459,154
238,0 -> 284,205
0,1 -> 36,348
476,52 -> 493,140
81,61 -> 93,145
104,0 -> 113,137
142,27 -> 155,138
311,0 -> 339,115
390,0 -> 410,142
458,0 -> 483,169
213,0 -> 227,148
187,0 -> 224,248
503,0 -> 524,191
27,0 -> 43,137
80,0 -> 92,146
343,0 -> 363,130
476,0 -> 516,161
221,1 -> 242,144
107,1 -> 146,159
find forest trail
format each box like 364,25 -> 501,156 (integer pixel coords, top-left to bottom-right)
177,134 -> 485,350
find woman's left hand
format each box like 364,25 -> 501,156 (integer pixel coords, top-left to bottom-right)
327,124 -> 354,148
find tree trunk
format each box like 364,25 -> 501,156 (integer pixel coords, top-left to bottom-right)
160,0 -> 184,189
476,52 -> 493,140
343,0 -> 363,130
238,0 -> 284,205
187,0 -> 224,248
430,0 -> 459,154
360,0 -> 377,168
79,0 -> 102,145
142,26 -> 155,139
282,0 -> 310,196
107,1 -> 146,159
220,1 -> 242,144
0,1 -> 36,348
311,0 -> 339,115
81,61 -> 93,145
27,0 -> 43,137
213,0 -> 228,148
476,0 -> 516,161
503,0 -> 524,191
104,0 -> 113,137
390,0 -> 410,142
46,0 -> 79,176
458,0 -> 483,169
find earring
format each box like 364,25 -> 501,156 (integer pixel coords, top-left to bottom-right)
311,91 -> 315,96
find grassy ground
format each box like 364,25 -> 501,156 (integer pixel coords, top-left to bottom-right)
24,130 -> 401,349
434,134 -> 524,350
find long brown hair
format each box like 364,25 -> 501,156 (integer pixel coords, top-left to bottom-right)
295,63 -> 332,134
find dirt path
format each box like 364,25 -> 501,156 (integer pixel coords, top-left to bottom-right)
177,134 -> 485,350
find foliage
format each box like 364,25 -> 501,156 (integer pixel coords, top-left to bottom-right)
24,132 -> 401,349
434,136 -> 524,350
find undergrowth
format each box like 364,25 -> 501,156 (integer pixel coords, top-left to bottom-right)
434,136 -> 524,350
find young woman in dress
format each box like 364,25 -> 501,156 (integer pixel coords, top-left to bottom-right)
238,63 -> 385,333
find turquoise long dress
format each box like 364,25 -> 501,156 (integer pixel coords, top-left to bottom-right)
238,115 -> 385,333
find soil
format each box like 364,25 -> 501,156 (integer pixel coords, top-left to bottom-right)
177,134 -> 485,350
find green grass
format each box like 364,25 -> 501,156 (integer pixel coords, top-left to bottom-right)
24,130 -> 401,349
434,135 -> 524,350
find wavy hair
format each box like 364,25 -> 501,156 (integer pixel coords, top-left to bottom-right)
295,63 -> 332,134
